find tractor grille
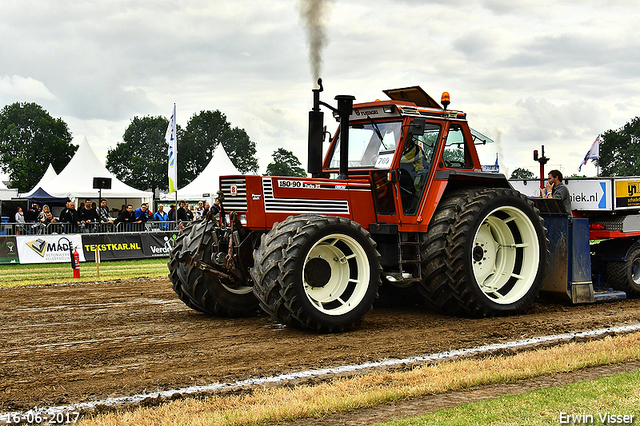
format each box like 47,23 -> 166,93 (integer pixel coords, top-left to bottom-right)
220,177 -> 247,211
262,177 -> 350,214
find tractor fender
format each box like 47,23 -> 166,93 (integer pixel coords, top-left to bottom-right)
434,170 -> 511,196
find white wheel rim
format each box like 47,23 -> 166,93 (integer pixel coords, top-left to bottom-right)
302,233 -> 370,316
632,257 -> 640,285
472,205 -> 540,305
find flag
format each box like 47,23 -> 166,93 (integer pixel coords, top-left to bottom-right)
578,136 -> 600,172
166,103 -> 177,193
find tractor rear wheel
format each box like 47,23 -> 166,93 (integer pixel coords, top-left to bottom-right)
251,214 -> 381,332
607,247 -> 640,297
168,220 -> 259,317
420,188 -> 547,317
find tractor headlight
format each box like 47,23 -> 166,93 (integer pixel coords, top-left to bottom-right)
224,213 -> 247,225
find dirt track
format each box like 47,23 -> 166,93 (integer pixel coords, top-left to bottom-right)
2,278 -> 640,413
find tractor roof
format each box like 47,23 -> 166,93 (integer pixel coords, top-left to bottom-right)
383,86 -> 442,109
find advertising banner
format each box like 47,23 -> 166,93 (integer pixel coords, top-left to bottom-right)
0,236 -> 19,264
81,234 -> 144,261
565,179 -> 610,211
140,233 -> 177,257
614,178 -> 640,209
16,234 -> 85,264
510,178 -> 612,211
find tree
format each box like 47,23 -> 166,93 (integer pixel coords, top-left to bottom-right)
598,117 -> 640,177
106,115 -> 177,194
0,102 -> 77,192
107,110 -> 258,193
180,110 -> 258,187
510,167 -> 535,179
264,148 -> 306,177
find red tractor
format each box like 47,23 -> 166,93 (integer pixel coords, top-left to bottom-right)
168,80 -> 547,332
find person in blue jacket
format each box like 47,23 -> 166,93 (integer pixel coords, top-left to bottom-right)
153,204 -> 170,230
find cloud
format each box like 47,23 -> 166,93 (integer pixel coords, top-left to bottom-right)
1,0 -> 640,180
0,75 -> 57,103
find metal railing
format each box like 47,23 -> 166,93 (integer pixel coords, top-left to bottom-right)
2,220 -> 188,236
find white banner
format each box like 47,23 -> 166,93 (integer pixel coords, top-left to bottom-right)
16,235 -> 85,264
510,178 -> 612,211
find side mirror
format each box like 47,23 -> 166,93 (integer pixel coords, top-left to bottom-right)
410,117 -> 426,135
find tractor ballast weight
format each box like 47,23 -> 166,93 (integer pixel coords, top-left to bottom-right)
169,81 -> 562,332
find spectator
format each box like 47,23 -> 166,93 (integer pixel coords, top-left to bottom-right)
154,204 -> 170,230
63,201 -> 80,232
15,207 -> 25,235
177,200 -> 188,222
38,205 -> 56,224
202,202 -> 210,216
134,203 -> 149,222
168,204 -> 177,222
15,207 -> 25,223
145,203 -> 153,217
59,201 -> 69,222
187,205 -> 195,221
195,201 -> 204,219
78,199 -> 98,226
25,203 -> 40,222
153,204 -> 168,221
115,204 -> 136,227
96,199 -> 113,224
211,198 -> 221,215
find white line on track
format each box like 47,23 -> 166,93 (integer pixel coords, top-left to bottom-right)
1,322 -> 639,423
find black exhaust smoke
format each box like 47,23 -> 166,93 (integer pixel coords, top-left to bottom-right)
298,0 -> 333,83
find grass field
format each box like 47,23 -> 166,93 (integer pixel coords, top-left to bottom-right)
0,258 -> 168,287
377,369 -> 640,426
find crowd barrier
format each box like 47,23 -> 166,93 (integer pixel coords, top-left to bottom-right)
3,220 -> 180,236
0,223 -> 184,265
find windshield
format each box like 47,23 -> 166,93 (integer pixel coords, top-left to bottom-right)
328,121 -> 403,169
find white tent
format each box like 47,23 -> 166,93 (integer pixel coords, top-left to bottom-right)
161,144 -> 240,203
35,137 -> 152,208
0,179 -> 18,200
20,163 -> 58,198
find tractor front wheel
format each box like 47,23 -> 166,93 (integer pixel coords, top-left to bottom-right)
168,220 -> 259,317
251,214 -> 381,332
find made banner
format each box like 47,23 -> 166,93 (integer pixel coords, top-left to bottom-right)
82,234 -> 145,261
0,236 -> 19,264
16,235 -> 85,264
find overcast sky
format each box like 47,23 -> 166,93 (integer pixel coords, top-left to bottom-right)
2,0 -> 639,182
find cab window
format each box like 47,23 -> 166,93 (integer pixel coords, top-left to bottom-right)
443,124 -> 472,168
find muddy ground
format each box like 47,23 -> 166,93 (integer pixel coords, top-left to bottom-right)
1,278 -> 640,417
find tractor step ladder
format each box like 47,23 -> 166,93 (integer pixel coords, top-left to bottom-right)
397,233 -> 423,283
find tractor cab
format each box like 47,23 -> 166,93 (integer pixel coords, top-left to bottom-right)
311,82 -> 482,230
